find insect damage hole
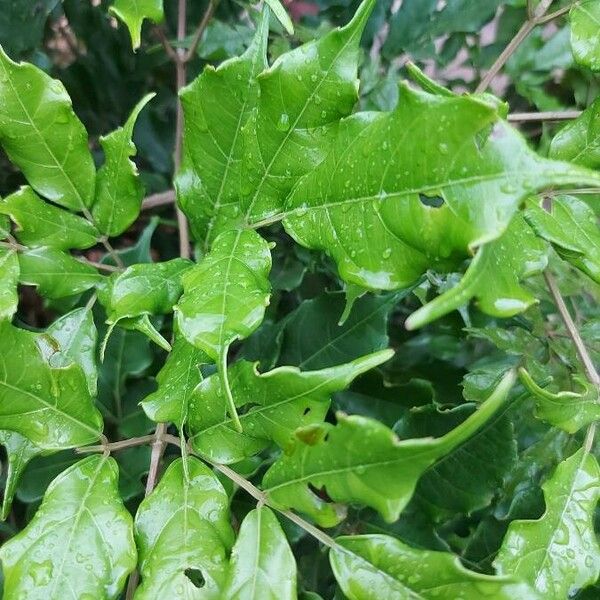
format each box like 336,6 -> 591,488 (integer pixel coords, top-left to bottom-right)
184,568 -> 206,588
419,193 -> 444,208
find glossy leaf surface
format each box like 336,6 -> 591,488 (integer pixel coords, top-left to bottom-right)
525,195 -> 600,284
330,534 -> 539,600
263,370 -> 515,526
0,321 -> 103,449
0,246 -> 19,319
176,229 -> 271,361
0,455 -> 137,599
134,457 -> 234,599
92,93 -> 154,236
177,9 -> 269,246
110,0 -> 164,49
570,0 -> 600,71
224,506 -> 297,599
495,449 -> 600,599
188,350 -> 393,464
283,85 -> 599,291
0,47 -> 95,211
0,186 -> 98,250
240,0 -> 375,226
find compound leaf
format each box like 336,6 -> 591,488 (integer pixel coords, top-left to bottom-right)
188,350 -> 393,464
223,506 -> 297,599
0,321 -> 103,449
177,8 -> 269,246
330,534 -> 540,600
0,455 -> 137,599
495,449 -> 600,599
0,186 -> 98,250
134,457 -> 234,599
262,370 -> 516,526
92,93 -> 154,237
0,46 -> 95,211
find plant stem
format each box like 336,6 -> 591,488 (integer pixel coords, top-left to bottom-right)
183,0 -> 217,63
76,434 -> 156,454
219,345 -> 243,433
142,190 -> 176,209
508,110 -> 582,122
476,0 -> 555,93
544,271 -> 599,452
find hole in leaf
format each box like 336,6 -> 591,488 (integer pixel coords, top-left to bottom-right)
308,483 -> 332,502
323,433 -> 330,442
302,407 -> 311,416
419,193 -> 444,208
184,568 -> 206,589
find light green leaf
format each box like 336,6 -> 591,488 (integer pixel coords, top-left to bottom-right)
406,214 -> 548,329
549,96 -> 600,168
330,534 -> 540,600
0,186 -> 98,249
0,430 -> 43,520
110,0 -> 164,50
98,257 -> 192,324
177,8 -> 269,246
188,350 -> 393,464
263,370 -> 516,526
0,246 -> 19,319
525,195 -> 600,284
265,0 -> 294,34
570,0 -> 600,71
134,457 -> 234,599
93,93 -> 154,237
176,230 -> 271,360
224,506 -> 297,599
240,0 -> 376,226
40,305 -> 99,396
141,333 -> 208,428
0,46 -> 95,211
18,246 -> 102,299
519,368 -> 600,434
495,448 -> 600,599
283,84 -> 600,291
0,455 -> 137,599
0,321 -> 103,449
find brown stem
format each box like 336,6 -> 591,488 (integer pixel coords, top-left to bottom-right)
183,0 -> 217,63
76,434 -> 156,454
544,271 -> 599,452
142,190 -> 176,209
476,0 -> 555,93
508,110 -> 582,122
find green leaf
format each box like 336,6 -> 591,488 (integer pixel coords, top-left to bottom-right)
0,430 -> 43,520
0,321 -> 103,449
277,291 -> 403,370
109,0 -> 164,50
18,246 -> 102,299
98,258 -> 192,325
330,534 -> 540,600
0,455 -> 137,599
224,506 -> 297,599
141,334 -> 207,428
93,93 -> 154,237
265,0 -> 294,34
519,368 -> 600,434
176,229 -> 271,360
177,8 -> 269,246
283,84 -> 600,290
0,46 -> 95,211
188,350 -> 393,464
406,215 -> 548,329
134,457 -> 234,599
0,186 -> 98,250
549,96 -> 600,168
240,0 -> 376,226
495,448 -> 600,599
263,370 -> 516,526
0,246 -> 19,319
40,305 -> 99,396
570,0 -> 600,71
525,195 -> 600,284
